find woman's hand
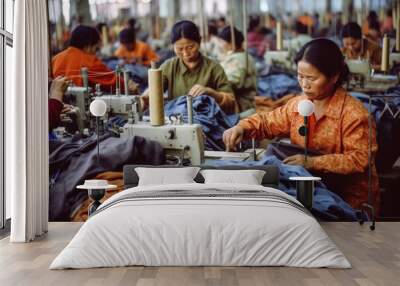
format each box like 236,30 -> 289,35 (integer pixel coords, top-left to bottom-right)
188,84 -> 211,97
128,79 -> 140,94
50,76 -> 69,103
282,154 -> 313,169
223,126 -> 244,151
61,104 -> 74,114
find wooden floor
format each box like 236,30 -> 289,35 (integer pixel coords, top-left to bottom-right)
0,222 -> 399,286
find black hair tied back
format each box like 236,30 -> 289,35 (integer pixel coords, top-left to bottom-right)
171,20 -> 201,44
295,38 -> 349,90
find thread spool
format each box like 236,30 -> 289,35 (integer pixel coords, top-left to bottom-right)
381,34 -> 390,73
397,10 -> 400,52
394,2 -> 397,33
123,70 -> 129,96
115,68 -> 121,96
357,11 -> 363,27
276,21 -> 283,51
148,62 -> 164,126
101,25 -> 108,47
187,95 -> 193,124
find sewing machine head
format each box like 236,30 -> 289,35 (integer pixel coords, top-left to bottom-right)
120,122 -> 205,165
264,51 -> 294,71
345,59 -> 371,88
94,95 -> 142,122
64,86 -> 92,118
390,53 -> 400,69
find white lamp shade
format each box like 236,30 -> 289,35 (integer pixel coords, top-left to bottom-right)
297,99 -> 315,116
90,99 -> 107,117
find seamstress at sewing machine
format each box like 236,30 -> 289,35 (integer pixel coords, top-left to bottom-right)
218,26 -> 257,113
114,28 -> 159,67
223,39 -> 380,213
341,22 -> 382,71
52,25 -> 138,93
141,20 -> 237,114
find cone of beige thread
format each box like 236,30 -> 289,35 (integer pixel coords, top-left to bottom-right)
148,62 -> 165,126
276,21 -> 283,51
381,34 -> 389,73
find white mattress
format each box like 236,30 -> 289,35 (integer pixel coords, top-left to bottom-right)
50,183 -> 351,269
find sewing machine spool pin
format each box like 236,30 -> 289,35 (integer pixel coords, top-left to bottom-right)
187,95 -> 194,124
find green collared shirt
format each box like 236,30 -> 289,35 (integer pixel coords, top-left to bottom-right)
160,54 -> 233,100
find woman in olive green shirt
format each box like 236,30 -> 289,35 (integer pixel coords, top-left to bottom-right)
143,20 -> 237,114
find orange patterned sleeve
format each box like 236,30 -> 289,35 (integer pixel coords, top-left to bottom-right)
310,114 -> 377,175
237,97 -> 297,140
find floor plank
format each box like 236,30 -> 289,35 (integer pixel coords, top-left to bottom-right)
0,222 -> 399,286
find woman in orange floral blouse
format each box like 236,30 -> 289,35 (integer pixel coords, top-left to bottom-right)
223,38 -> 379,213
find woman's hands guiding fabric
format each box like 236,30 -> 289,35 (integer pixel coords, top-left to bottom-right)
223,126 -> 244,151
188,84 -> 211,97
283,154 -> 313,169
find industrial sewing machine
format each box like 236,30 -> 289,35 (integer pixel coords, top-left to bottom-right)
62,86 -> 93,133
264,51 -> 295,72
94,94 -> 142,123
390,52 -> 400,68
121,121 -> 205,165
346,59 -> 398,92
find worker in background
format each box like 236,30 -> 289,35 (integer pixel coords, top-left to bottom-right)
362,11 -> 379,36
218,26 -> 256,112
142,20 -> 236,114
365,21 -> 382,45
341,22 -> 382,70
126,18 -> 149,43
284,20 -> 312,54
95,22 -> 114,58
381,9 -> 393,34
223,38 -> 379,213
114,28 -> 159,67
216,16 -> 227,33
247,15 -> 268,58
202,23 -> 225,60
52,25 -> 138,93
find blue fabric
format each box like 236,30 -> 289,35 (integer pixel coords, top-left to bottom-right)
104,59 -> 149,93
257,73 -> 301,100
208,154 -> 361,221
385,86 -> 400,107
163,95 -> 239,151
350,91 -> 400,172
350,92 -> 385,125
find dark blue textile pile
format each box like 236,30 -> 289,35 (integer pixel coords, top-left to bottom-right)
257,73 -> 301,100
209,154 -> 362,221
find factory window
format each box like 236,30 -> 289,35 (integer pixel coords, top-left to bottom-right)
0,0 -> 14,232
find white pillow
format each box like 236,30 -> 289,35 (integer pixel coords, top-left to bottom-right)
200,169 -> 266,185
135,167 -> 201,186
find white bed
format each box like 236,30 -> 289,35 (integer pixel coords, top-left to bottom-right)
50,183 -> 351,269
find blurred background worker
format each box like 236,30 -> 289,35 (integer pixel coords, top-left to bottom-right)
341,22 -> 382,70
114,27 -> 159,67
52,25 -> 138,93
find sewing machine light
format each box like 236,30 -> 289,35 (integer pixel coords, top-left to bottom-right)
297,99 -> 315,164
298,99 -> 315,117
90,99 -> 107,117
90,99 -> 107,166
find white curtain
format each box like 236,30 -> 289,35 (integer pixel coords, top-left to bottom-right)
7,0 -> 49,242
